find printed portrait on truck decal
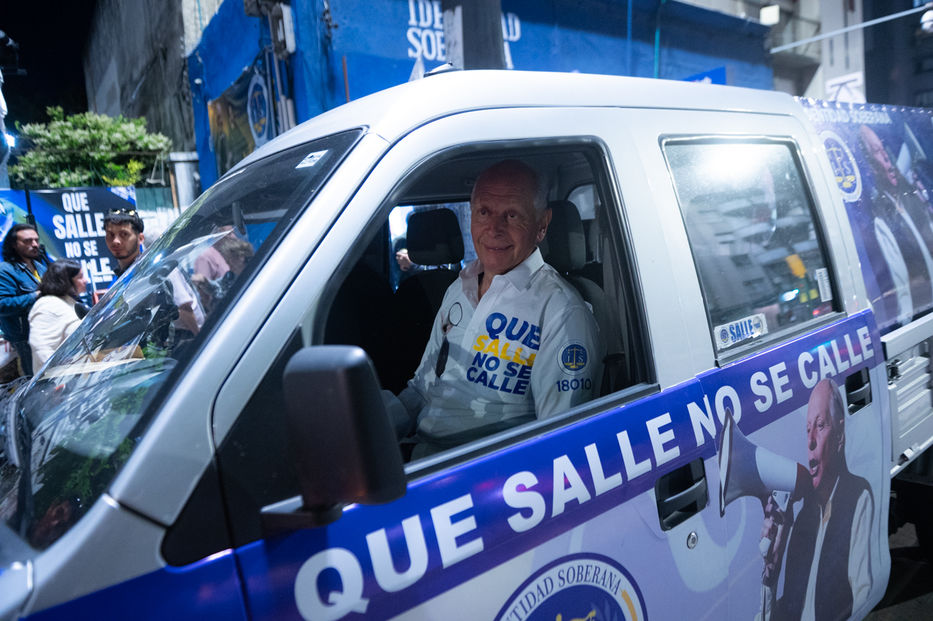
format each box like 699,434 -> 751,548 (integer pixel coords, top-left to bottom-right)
717,377 -> 879,621
238,312 -> 883,621
803,100 -> 933,334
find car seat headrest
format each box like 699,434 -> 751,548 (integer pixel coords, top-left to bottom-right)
407,208 -> 465,266
542,200 -> 585,273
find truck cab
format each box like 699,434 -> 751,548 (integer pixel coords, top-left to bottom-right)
0,70 -> 915,620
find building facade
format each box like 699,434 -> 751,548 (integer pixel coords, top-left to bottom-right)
863,0 -> 933,108
85,0 -> 776,188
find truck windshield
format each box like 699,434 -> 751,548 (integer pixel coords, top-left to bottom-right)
0,129 -> 362,557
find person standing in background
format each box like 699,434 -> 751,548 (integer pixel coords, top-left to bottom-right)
28,259 -> 87,370
0,223 -> 48,376
103,208 -> 145,277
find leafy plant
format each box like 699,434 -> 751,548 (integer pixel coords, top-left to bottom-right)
9,106 -> 172,189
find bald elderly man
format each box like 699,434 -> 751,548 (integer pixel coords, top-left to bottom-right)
760,378 -> 873,620
395,159 -> 602,456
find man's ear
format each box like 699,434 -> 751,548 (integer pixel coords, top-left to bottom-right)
139,232 -> 146,246
536,208 -> 552,244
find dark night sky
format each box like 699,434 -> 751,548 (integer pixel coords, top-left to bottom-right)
1,1 -> 97,129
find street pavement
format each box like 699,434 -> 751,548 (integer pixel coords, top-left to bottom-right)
865,523 -> 933,620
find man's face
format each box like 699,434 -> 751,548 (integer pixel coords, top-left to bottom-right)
13,229 -> 40,261
861,126 -> 898,189
104,222 -> 143,263
806,382 -> 843,495
470,168 -> 549,277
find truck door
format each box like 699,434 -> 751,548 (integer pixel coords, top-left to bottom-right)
211,107 -> 736,619
633,107 -> 892,620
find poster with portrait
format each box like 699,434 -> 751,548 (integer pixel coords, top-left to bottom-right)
208,60 -> 273,179
801,100 -> 933,334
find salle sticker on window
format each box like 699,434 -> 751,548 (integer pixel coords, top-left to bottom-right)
714,313 -> 768,350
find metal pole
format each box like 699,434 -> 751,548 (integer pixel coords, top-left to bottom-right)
771,3 -> 932,54
267,15 -> 293,131
441,0 -> 506,70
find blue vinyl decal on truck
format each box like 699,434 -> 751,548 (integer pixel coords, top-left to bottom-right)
19,302 -> 884,620
231,312 -> 881,620
802,100 -> 933,334
25,550 -> 248,621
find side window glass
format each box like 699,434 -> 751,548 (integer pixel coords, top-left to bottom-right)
665,140 -> 836,355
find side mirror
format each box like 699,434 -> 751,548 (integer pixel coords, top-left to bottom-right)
261,346 -> 406,532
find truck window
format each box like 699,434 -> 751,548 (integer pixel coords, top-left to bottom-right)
664,139 -> 837,357
215,144 -> 653,547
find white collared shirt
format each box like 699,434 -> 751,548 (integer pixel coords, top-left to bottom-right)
402,248 -> 602,445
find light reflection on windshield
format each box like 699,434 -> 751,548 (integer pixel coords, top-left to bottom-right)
0,129 -> 362,557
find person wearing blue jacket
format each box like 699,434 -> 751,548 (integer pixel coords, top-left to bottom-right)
0,223 -> 49,376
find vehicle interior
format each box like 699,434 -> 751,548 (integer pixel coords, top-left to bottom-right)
320,144 -> 651,401
172,137 -> 845,557
203,142 -> 654,553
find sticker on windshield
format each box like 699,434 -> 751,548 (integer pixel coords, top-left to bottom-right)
296,150 -> 328,169
715,313 -> 768,350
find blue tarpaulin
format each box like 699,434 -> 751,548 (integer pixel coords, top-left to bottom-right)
188,0 -> 264,188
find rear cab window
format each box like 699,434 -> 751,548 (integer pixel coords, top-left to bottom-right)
663,139 -> 839,359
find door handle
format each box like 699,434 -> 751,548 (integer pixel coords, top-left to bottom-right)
845,368 -> 871,414
655,458 -> 708,531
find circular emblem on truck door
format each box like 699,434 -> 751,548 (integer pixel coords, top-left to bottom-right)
495,553 -> 647,621
821,130 -> 862,203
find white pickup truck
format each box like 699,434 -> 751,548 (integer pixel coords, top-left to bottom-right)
2,70 -> 932,620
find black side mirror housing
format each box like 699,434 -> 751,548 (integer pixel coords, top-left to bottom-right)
261,345 -> 406,532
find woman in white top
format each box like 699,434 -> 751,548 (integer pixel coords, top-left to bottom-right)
28,259 -> 88,372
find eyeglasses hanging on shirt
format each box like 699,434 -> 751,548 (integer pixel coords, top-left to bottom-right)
435,302 -> 463,377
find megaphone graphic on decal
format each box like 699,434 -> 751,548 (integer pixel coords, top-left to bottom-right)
717,407 -> 808,517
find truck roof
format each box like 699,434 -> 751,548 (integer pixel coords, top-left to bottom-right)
231,69 -> 801,173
